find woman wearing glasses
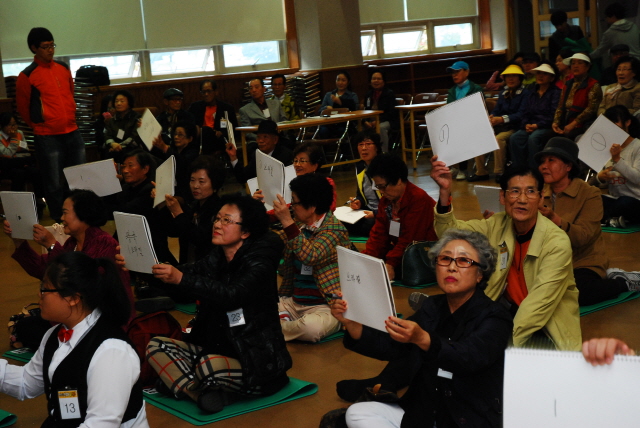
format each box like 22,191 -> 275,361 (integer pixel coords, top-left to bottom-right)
253,142 -> 337,219
344,131 -> 382,236
597,56 -> 640,115
0,252 -> 149,427
331,229 -> 512,428
535,137 -> 632,305
361,153 -> 437,281
272,173 -> 351,342
117,195 -> 291,414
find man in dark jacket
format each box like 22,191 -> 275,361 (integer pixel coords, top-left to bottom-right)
187,80 -> 238,154
156,88 -> 195,145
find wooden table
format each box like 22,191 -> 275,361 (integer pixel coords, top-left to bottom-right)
236,110 -> 382,168
396,102 -> 446,170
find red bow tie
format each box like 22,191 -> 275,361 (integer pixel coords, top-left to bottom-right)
57,327 -> 73,343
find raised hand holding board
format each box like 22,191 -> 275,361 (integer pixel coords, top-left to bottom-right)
577,114 -> 629,171
425,92 -> 498,166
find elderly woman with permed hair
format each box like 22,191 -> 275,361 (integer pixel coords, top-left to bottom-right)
331,229 -> 513,428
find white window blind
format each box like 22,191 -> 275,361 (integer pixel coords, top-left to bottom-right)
142,0 -> 286,50
0,0 -> 145,60
359,0 -> 477,24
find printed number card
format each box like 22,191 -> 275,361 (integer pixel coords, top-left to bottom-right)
474,185 -> 504,215
256,149 -> 285,211
577,114 -> 630,171
503,348 -> 640,427
337,246 -> 396,332
113,211 -> 158,274
138,109 -> 163,151
64,159 -> 122,197
153,156 -> 176,208
0,191 -> 38,240
425,92 -> 498,166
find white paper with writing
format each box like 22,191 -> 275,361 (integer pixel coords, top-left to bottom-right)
256,149 -> 285,211
577,114 -> 630,171
334,206 -> 367,224
64,159 -> 122,197
504,348 -> 640,427
138,108 -> 162,151
153,156 -> 176,208
337,246 -> 396,332
113,211 -> 158,274
425,92 -> 498,165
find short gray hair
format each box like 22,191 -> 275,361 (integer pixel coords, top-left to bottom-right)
427,229 -> 497,290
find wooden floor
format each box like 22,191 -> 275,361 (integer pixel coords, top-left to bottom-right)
2,156 -> 640,427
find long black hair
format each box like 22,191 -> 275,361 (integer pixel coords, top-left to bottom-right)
44,252 -> 131,327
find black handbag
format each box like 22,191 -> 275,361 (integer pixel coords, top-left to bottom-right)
75,65 -> 110,86
400,241 -> 437,287
8,303 -> 52,350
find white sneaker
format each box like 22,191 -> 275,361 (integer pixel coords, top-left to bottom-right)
456,170 -> 466,180
607,269 -> 640,292
609,216 -> 627,228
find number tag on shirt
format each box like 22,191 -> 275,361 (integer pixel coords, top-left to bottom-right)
262,108 -> 271,119
437,368 -> 453,379
389,220 -> 400,237
220,118 -> 228,129
58,390 -> 81,419
499,243 -> 509,270
301,264 -> 313,275
19,140 -> 28,149
227,308 -> 246,327
116,129 -> 125,140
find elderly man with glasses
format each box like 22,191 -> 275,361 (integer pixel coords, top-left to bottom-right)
430,157 -> 581,351
16,27 -> 86,223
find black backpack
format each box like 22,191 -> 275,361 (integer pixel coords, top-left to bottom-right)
75,65 -> 110,87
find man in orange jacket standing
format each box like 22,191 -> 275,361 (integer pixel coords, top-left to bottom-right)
16,27 -> 86,222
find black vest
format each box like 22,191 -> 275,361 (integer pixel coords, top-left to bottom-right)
41,315 -> 143,428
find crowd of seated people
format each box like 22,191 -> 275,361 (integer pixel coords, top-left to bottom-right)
4,15 -> 640,425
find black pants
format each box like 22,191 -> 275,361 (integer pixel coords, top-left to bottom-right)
574,268 -> 627,307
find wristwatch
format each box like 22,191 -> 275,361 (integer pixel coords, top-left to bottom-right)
48,243 -> 55,251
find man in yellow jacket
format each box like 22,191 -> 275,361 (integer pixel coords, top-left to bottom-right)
430,156 -> 581,351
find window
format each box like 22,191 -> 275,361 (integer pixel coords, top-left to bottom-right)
69,54 -> 140,80
222,41 -> 281,68
2,61 -> 32,77
361,30 -> 377,57
362,18 -> 478,59
539,17 -> 579,38
382,27 -> 427,55
150,48 -> 214,76
434,23 -> 474,48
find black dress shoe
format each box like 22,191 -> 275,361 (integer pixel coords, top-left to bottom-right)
197,389 -> 225,414
467,174 -> 490,182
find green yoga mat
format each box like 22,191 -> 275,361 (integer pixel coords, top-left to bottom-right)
174,302 -> 197,315
0,410 -> 16,428
316,330 -> 344,343
601,224 -> 640,234
143,377 -> 317,425
349,235 -> 368,243
2,348 -> 34,363
580,291 -> 640,316
392,280 -> 437,289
